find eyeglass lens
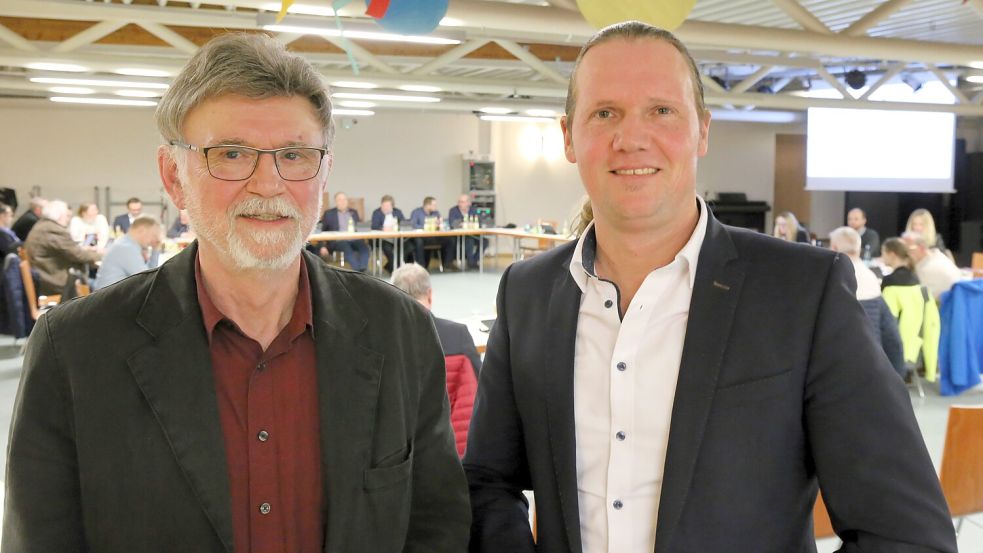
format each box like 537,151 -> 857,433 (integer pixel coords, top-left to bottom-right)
206,146 -> 322,181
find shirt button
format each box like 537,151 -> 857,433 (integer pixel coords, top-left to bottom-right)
616,431 -> 626,441
257,430 -> 270,442
613,499 -> 624,510
604,299 -> 613,308
616,362 -> 627,372
259,502 -> 271,515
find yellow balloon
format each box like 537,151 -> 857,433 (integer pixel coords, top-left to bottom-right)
576,0 -> 697,31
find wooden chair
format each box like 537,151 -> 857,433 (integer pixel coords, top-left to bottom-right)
939,404 -> 983,534
972,252 -> 983,279
17,247 -> 59,322
813,491 -> 835,539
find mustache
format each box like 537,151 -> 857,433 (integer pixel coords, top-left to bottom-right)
230,196 -> 301,220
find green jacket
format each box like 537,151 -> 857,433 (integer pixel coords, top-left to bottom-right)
882,284 -> 940,382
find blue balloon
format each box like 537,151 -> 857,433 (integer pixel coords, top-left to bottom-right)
376,0 -> 449,36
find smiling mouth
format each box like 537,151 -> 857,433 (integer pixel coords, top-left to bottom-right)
611,168 -> 659,176
239,213 -> 290,221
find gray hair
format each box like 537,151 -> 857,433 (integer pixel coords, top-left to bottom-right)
390,263 -> 432,300
901,231 -> 929,250
829,226 -> 862,256
155,33 -> 335,150
41,200 -> 69,222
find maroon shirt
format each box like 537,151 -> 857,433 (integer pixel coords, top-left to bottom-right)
196,258 -> 323,553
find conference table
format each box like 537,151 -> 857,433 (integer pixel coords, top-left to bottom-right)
308,227 -> 573,275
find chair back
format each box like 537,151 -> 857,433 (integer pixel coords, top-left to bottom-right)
972,252 -> 983,278
17,247 -> 59,320
939,404 -> 983,517
813,491 -> 835,539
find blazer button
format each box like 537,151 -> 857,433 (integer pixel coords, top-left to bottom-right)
259,502 -> 271,515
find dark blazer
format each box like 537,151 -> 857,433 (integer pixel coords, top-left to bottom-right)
321,207 -> 361,232
464,215 -> 956,553
112,213 -> 132,233
371,207 -> 407,230
433,315 -> 482,376
4,243 -> 470,552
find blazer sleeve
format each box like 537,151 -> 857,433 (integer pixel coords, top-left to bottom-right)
463,265 -> 536,553
403,311 -> 472,552
2,315 -> 86,552
804,256 -> 957,552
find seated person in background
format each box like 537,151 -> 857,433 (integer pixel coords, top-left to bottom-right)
880,237 -> 919,288
846,207 -> 879,260
772,210 -> 810,243
24,199 -> 102,296
447,194 -> 485,270
906,208 -> 946,252
0,202 -> 23,257
319,191 -> 369,272
112,197 -> 143,234
830,226 -> 905,377
69,203 -> 110,249
903,231 -> 962,301
94,215 -> 163,290
829,226 -> 881,300
167,209 -> 194,239
12,197 -> 46,241
371,194 -> 406,273
409,196 -> 456,271
881,237 -> 941,383
390,263 -> 479,457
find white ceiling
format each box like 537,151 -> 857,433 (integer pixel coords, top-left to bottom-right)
1,0 -> 982,116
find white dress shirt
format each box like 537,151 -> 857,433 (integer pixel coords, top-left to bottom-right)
569,197 -> 708,553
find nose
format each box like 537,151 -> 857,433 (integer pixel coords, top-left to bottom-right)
612,113 -> 649,152
246,151 -> 286,197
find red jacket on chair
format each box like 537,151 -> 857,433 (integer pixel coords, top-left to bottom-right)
444,354 -> 477,457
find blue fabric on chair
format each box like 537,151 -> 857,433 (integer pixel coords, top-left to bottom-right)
0,253 -> 33,338
938,279 -> 983,396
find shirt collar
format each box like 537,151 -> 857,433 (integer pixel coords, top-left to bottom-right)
195,253 -> 314,344
569,195 -> 709,293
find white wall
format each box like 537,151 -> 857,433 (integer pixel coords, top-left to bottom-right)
0,99 -> 847,235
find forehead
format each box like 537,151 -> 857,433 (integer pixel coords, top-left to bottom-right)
575,38 -> 695,108
182,94 -> 324,145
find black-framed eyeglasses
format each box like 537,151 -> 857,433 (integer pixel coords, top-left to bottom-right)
169,140 -> 328,182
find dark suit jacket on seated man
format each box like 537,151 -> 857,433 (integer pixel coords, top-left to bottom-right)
464,21 -> 956,553
409,197 -> 456,271
4,33 -> 469,553
111,197 -> 143,234
448,194 -> 486,269
370,195 -> 406,273
319,192 -> 369,272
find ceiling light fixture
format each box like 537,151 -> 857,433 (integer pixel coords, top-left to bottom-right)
333,109 -> 375,116
525,109 -> 558,117
331,81 -> 378,89
332,92 -> 440,103
338,101 -> 376,108
845,69 -> 867,90
31,77 -> 169,89
50,96 -> 157,107
479,115 -> 555,123
965,75 -> 983,84
479,107 -> 513,114
115,68 -> 171,78
48,86 -> 95,95
398,84 -> 442,93
25,62 -> 89,73
260,2 -> 335,16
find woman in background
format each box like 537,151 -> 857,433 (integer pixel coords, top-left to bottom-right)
905,209 -> 946,251
880,237 -> 919,288
773,211 -> 810,243
69,202 -> 109,249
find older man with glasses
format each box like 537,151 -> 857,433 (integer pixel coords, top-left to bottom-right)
3,33 -> 469,553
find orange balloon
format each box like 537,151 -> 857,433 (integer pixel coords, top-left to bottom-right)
576,0 -> 697,31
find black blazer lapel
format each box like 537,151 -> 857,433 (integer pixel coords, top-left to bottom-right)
543,264 -> 584,553
655,217 -> 745,553
127,243 -> 235,553
304,254 -> 385,548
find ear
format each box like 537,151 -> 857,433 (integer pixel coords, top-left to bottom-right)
158,145 -> 186,210
561,115 -> 576,164
697,111 -> 712,157
318,153 -> 333,193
